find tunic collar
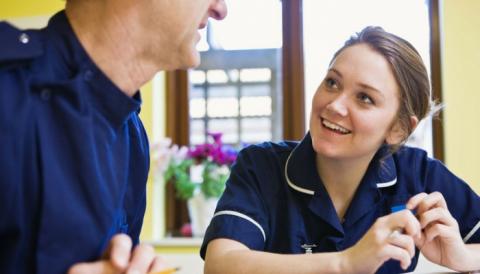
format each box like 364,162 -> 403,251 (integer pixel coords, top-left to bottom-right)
284,132 -> 398,229
285,132 -> 397,195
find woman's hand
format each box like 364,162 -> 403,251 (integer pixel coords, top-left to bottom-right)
68,234 -> 167,274
341,210 -> 421,274
408,192 -> 471,271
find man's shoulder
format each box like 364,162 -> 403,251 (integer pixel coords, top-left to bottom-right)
0,22 -> 43,65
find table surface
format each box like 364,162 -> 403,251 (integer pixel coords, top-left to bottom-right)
409,255 -> 480,273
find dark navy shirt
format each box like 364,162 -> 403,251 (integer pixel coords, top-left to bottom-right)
0,11 -> 150,274
201,133 -> 480,273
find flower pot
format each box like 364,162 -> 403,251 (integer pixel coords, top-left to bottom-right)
187,164 -> 220,237
187,192 -> 219,237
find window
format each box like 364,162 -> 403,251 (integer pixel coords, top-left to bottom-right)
189,51 -> 281,146
189,0 -> 283,146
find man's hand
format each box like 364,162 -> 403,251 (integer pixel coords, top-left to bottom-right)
68,234 -> 166,274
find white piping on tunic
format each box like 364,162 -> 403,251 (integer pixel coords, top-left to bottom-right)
284,148 -> 397,194
284,151 -> 315,195
213,210 -> 266,242
463,220 -> 480,243
376,179 -> 397,188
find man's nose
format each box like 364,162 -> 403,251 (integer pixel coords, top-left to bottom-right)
209,0 -> 228,20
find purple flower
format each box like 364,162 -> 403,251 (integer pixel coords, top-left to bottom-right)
186,132 -> 238,166
209,132 -> 223,145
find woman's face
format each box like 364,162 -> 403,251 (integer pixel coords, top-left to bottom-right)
310,43 -> 404,161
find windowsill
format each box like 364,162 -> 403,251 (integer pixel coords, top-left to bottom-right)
147,237 -> 203,247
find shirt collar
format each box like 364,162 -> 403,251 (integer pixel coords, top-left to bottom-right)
43,11 -> 142,128
0,22 -> 43,62
284,132 -> 398,196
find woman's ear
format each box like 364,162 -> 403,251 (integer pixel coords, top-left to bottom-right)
385,116 -> 419,145
409,115 -> 419,132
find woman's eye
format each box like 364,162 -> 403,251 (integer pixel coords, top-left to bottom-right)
325,77 -> 338,89
358,93 -> 374,105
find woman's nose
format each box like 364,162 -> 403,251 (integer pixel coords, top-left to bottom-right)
326,95 -> 348,117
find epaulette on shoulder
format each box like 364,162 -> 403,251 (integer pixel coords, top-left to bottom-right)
0,21 -> 43,63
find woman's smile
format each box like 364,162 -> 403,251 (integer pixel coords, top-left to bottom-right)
321,118 -> 352,135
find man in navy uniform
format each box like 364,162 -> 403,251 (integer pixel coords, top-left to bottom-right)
0,0 -> 227,273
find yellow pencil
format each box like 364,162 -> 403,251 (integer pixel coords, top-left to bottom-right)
149,267 -> 180,274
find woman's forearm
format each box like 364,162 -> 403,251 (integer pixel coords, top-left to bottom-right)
464,244 -> 480,271
204,249 -> 345,274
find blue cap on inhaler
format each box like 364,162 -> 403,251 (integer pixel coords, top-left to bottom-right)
391,204 -> 417,215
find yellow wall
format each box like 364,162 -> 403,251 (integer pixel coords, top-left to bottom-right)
442,0 -> 480,192
138,83 -> 155,240
0,1 -> 63,19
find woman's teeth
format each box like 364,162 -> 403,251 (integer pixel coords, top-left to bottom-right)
322,119 -> 351,134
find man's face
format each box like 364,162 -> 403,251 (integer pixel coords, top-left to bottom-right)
145,0 -> 227,69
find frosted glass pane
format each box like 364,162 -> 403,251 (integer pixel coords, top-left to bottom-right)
206,0 -> 282,50
207,98 -> 239,118
240,96 -> 271,116
190,120 -> 206,145
190,98 -> 206,118
208,119 -> 238,144
240,68 -> 271,82
207,70 -> 228,84
190,70 -> 206,84
241,84 -> 270,97
209,86 -> 237,98
241,118 -> 272,144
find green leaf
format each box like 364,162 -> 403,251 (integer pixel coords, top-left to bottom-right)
164,158 -> 230,200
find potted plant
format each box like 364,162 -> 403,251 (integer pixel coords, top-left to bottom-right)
152,132 -> 239,237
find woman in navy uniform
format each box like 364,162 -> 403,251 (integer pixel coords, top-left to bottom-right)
202,26 -> 480,274
0,1 -> 227,273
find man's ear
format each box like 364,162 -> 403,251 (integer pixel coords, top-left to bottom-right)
386,116 -> 419,145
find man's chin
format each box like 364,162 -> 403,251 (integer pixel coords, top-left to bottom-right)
179,51 -> 201,69
164,50 -> 200,71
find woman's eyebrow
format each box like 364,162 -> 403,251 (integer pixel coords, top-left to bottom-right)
328,68 -> 343,78
329,67 -> 385,98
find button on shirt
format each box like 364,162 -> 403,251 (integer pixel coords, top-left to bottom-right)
0,12 -> 149,274
201,133 -> 480,273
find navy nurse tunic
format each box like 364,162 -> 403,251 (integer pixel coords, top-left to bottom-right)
0,11 -> 149,274
201,133 -> 480,273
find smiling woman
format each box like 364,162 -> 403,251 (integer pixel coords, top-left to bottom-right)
310,43 -> 406,161
303,0 -> 435,158
201,26 -> 480,274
